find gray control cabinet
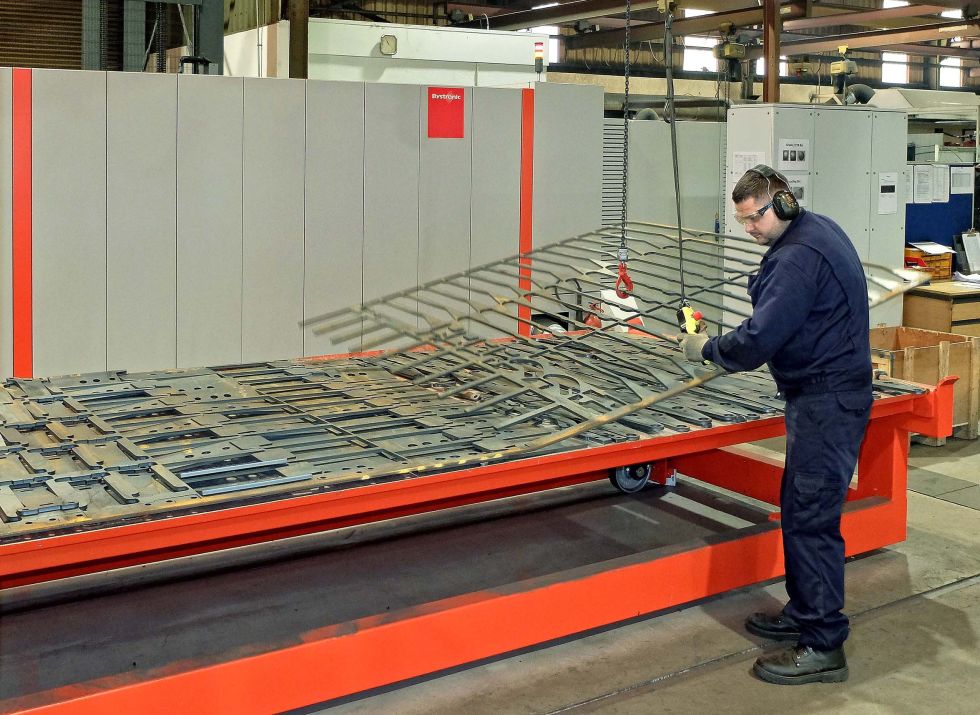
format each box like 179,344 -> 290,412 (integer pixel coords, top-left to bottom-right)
725,104 -> 907,327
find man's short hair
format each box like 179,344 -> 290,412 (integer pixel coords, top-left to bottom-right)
732,167 -> 789,204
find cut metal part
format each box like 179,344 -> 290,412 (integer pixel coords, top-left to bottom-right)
0,223 -> 925,542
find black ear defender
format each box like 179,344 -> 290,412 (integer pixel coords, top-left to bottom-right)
748,164 -> 800,221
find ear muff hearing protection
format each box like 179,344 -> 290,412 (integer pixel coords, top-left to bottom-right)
748,164 -> 800,221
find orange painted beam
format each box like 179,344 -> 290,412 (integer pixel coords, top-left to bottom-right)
671,445 -> 784,506
12,67 -> 33,378
3,497 -> 901,715
518,87 -> 534,337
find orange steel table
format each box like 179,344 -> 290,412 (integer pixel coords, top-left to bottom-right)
0,377 -> 954,714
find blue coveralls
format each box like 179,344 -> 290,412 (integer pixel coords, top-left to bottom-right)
703,209 -> 873,651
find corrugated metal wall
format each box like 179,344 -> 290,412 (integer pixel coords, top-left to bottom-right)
0,0 -> 82,69
0,0 -> 124,71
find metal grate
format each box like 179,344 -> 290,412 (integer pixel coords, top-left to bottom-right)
0,222 -> 926,542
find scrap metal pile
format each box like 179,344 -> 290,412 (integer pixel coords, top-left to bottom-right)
0,223 -> 924,540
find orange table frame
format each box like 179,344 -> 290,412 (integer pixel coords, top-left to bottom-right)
0,378 -> 954,714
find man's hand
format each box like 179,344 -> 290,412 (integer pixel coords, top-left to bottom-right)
678,332 -> 709,363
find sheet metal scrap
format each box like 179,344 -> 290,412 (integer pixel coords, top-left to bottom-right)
0,223 -> 925,541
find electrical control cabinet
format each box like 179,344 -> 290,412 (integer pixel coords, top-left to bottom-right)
724,104 -> 907,326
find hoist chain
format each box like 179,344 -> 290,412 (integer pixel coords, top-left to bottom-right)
616,0 -> 633,299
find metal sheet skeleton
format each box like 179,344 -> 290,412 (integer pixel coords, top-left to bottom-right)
0,223 -> 926,540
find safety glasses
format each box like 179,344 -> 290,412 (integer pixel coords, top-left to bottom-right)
734,201 -> 773,226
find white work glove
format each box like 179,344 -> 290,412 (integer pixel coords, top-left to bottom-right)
678,332 -> 710,363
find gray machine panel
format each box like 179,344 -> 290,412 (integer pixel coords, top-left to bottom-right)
532,83 -> 603,247
31,69 -> 108,376
303,81 -> 365,356
627,119 -> 723,231
470,87 -> 521,268
723,105 -> 802,328
363,83 -> 421,330
0,68 -> 12,377
176,75 -> 245,367
242,77 -> 306,362
869,110 -> 906,327
723,105 -> 776,235
627,119 -> 725,327
106,72 -> 177,372
812,108 -> 873,259
418,86 -> 473,328
469,87 -> 522,337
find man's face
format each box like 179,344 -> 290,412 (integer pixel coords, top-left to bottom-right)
734,195 -> 785,246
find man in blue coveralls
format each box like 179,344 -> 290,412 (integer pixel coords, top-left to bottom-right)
679,165 -> 872,685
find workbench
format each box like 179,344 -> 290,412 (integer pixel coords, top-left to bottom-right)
0,355 -> 954,713
902,282 -> 980,337
0,223 -> 949,713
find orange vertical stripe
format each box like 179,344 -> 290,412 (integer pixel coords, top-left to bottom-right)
11,68 -> 33,379
518,88 -> 534,337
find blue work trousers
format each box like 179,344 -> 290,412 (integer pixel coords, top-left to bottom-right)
780,388 -> 872,651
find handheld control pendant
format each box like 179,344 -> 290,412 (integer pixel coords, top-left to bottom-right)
676,302 -> 703,334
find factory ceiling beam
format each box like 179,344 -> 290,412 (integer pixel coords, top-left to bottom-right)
783,4 -> 951,32
877,41 -> 980,59
746,19 -> 980,58
454,0 -> 664,31
903,0 -> 974,9
564,3 -> 806,51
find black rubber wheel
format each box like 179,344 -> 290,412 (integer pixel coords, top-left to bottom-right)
609,463 -> 652,493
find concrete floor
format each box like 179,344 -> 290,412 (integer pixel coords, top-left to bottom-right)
326,437 -> 980,715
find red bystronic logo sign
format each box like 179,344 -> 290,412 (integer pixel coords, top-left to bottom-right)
428,86 -> 465,138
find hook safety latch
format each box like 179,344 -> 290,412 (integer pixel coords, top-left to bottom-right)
615,261 -> 634,299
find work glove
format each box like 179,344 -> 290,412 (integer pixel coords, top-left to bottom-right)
678,332 -> 710,363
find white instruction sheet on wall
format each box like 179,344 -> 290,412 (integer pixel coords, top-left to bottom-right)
732,151 -> 766,177
913,164 -> 933,203
785,173 -> 810,207
777,139 -> 810,171
950,165 -> 973,194
878,172 -> 898,215
905,169 -> 914,204
933,164 -> 950,202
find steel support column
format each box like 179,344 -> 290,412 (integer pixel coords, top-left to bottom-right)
289,0 -> 310,79
763,0 -> 780,102
120,1 -> 223,74
194,0 -> 223,74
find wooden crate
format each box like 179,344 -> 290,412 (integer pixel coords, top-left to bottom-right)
870,327 -> 980,441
